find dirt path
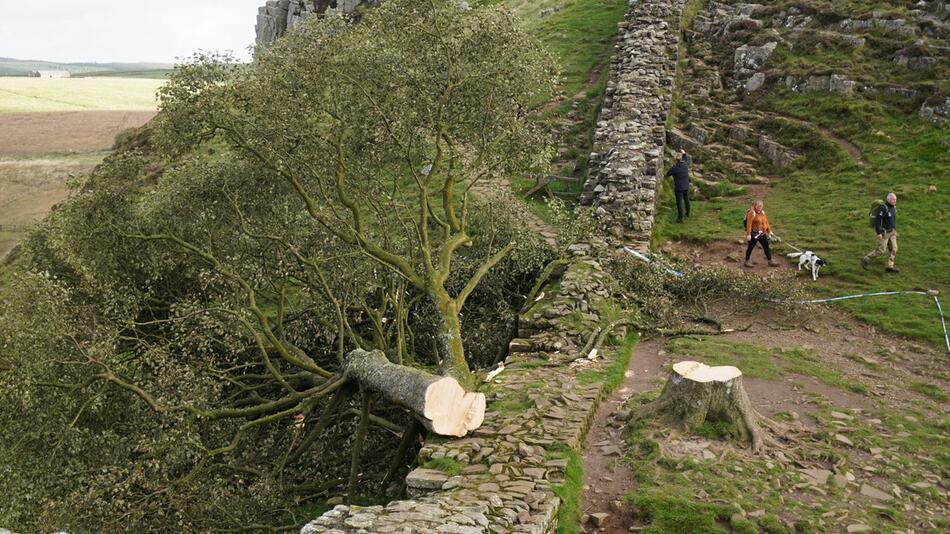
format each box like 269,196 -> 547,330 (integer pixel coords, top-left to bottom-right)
0,110 -> 155,156
772,112 -> 867,166
580,337 -> 667,532
578,304 -> 946,532
660,239 -> 801,276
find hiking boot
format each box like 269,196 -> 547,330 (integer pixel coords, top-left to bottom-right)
768,260 -> 780,267
675,217 -> 684,224
886,266 -> 901,273
743,260 -> 754,268
861,257 -> 870,270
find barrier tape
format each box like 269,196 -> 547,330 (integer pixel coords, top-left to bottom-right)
790,290 -> 949,354
768,235 -> 949,353
935,295 -> 950,354
622,247 -> 949,353
623,247 -> 685,277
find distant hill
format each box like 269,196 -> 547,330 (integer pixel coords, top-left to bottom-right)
0,57 -> 174,77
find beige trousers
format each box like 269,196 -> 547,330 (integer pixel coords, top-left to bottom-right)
864,230 -> 897,268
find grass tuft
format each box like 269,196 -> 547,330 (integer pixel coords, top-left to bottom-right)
577,332 -> 639,392
422,457 -> 462,476
550,444 -> 585,534
626,491 -> 736,533
909,382 -> 948,402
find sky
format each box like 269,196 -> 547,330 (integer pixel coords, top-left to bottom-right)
0,0 -> 265,64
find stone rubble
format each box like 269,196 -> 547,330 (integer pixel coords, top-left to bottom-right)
580,0 -> 688,252
301,255 -> 631,532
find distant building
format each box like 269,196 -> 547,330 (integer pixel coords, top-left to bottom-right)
28,70 -> 70,78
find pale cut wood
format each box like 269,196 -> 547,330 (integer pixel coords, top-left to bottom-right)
672,361 -> 742,383
634,360 -> 780,452
343,349 -> 485,437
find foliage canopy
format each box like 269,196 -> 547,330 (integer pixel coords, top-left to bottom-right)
0,0 -> 557,530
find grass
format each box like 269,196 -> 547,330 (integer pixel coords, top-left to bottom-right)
77,70 -> 173,80
577,332 -> 639,392
422,457 -> 462,476
501,0 -> 629,219
510,0 -> 628,97
486,388 -> 534,412
549,444 -> 584,534
753,92 -> 949,347
0,152 -> 106,259
909,381 -> 948,402
0,77 -> 163,112
666,337 -> 868,394
659,90 -> 950,347
626,491 -> 735,534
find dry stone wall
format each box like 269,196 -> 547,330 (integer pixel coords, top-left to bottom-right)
580,0 -> 688,252
301,248 -> 631,533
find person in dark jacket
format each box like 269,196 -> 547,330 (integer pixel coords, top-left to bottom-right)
862,192 -> 899,272
666,149 -> 691,223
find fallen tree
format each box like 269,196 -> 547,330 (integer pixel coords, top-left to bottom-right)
0,0 -> 556,530
344,349 -> 485,436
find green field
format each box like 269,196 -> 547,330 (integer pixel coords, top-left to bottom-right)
77,69 -> 173,80
0,57 -> 172,77
0,77 -> 164,112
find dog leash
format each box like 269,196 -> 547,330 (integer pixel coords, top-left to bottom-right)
770,233 -> 804,254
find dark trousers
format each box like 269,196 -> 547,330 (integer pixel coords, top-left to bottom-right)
675,189 -> 691,220
745,233 -> 772,261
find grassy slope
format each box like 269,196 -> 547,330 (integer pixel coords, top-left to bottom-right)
654,94 -> 950,347
756,93 -> 949,345
504,0 -> 629,220
0,152 -> 106,258
0,77 -> 164,112
654,0 -> 949,347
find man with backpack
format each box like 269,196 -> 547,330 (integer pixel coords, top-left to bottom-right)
862,192 -> 899,273
666,149 -> 691,223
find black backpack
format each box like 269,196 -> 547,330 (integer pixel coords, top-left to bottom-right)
868,200 -> 885,229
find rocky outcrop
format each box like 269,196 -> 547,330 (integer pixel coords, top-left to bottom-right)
839,17 -> 918,37
782,73 -> 857,95
920,96 -> 950,121
301,252 -> 631,533
579,0 -> 688,252
255,0 -> 376,46
757,135 -> 798,169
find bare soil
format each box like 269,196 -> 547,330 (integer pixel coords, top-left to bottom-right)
580,304 -> 947,532
0,155 -> 102,258
0,110 -> 155,156
659,238 -> 806,277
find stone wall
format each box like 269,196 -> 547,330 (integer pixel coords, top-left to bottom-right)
300,248 -> 632,533
580,0 -> 687,252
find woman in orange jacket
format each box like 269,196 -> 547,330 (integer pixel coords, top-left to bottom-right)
744,200 -> 779,267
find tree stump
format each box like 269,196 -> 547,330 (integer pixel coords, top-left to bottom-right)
635,361 -> 776,452
343,349 -> 485,437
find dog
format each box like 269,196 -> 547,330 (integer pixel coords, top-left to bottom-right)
787,251 -> 827,281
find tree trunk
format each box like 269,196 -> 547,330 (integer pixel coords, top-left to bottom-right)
343,349 -> 485,437
431,293 -> 475,388
634,361 -> 772,452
